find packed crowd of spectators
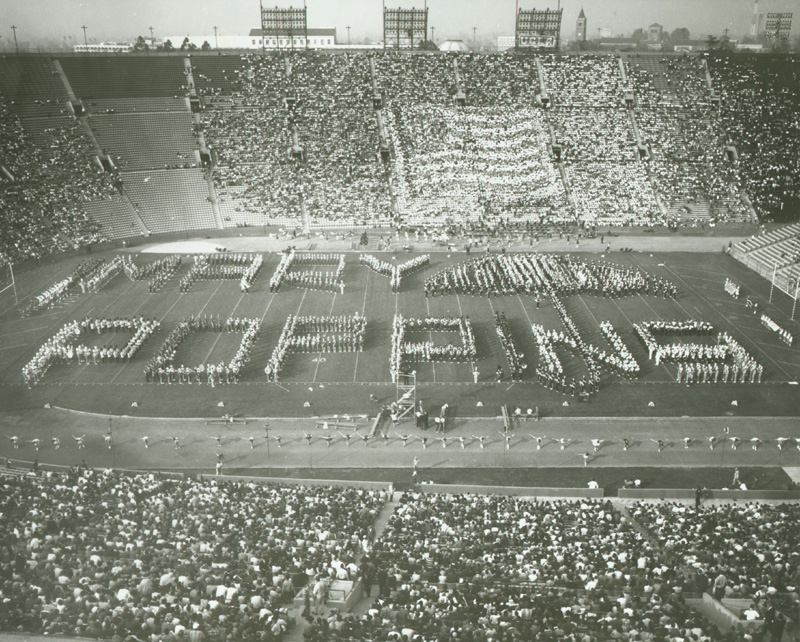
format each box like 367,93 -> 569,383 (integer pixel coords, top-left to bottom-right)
624,56 -> 749,221
2,52 -> 796,264
629,501 -> 800,600
537,54 -> 658,225
710,54 -> 800,222
0,470 -> 386,640
0,97 -> 114,265
291,54 -> 393,224
304,493 -> 726,642
202,53 -> 392,227
384,51 -> 567,226
4,466 -> 800,642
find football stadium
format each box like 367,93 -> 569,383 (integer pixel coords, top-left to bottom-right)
1,1 -> 799,640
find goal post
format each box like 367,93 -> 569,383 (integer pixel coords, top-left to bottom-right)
0,262 -> 18,305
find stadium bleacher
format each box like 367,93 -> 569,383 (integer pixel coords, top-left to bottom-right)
6,467 -> 796,641
59,56 -> 187,99
122,168 -> 217,233
88,111 -> 199,171
0,57 -> 68,103
0,51 -> 798,263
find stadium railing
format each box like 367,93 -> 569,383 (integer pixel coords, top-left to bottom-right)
416,483 -> 605,498
197,473 -> 393,491
618,488 -> 800,500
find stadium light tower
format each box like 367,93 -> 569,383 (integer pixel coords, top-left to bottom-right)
213,25 -> 218,49
81,25 -> 88,46
347,25 -> 351,46
149,26 -> 154,42
11,25 -> 19,53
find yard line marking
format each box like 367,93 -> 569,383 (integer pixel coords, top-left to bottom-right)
663,264 -> 793,380
425,294 -> 436,383
312,292 -> 337,383
576,293 -> 603,329
636,294 -> 662,320
353,270 -> 370,383
515,294 -> 533,328
158,293 -> 185,323
196,281 -> 225,317
454,291 -> 474,370
258,291 -> 277,325
670,266 -> 730,277
0,343 -> 28,352
199,292 -> 246,367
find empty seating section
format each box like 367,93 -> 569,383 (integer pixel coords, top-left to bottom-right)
123,169 -> 216,233
193,55 -> 246,96
0,57 -> 67,103
15,113 -> 74,147
59,56 -> 186,99
625,55 -> 750,222
87,97 -> 189,113
710,54 -> 800,221
83,197 -> 142,239
733,222 -> 800,292
89,111 -> 199,170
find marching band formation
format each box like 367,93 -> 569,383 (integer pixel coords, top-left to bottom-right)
122,254 -> 182,293
21,258 -> 105,317
390,315 -> 477,383
16,251 -> 792,393
179,253 -> 263,293
22,317 -> 160,388
494,311 -> 527,381
269,250 -> 346,293
264,314 -> 367,381
424,253 -> 676,299
359,253 -> 430,292
81,256 -> 124,294
143,315 -> 260,385
634,321 -> 765,385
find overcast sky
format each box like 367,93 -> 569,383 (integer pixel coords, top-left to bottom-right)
1,0 -> 796,46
